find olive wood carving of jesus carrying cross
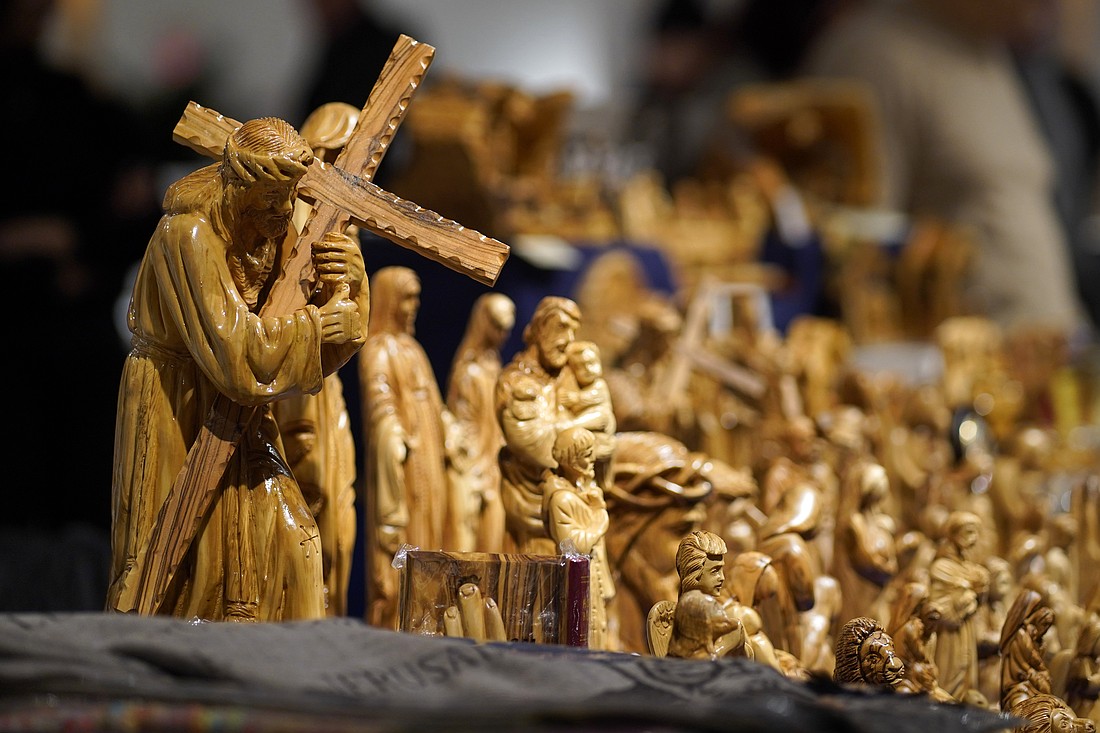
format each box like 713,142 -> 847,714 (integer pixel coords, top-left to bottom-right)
132,35 -> 509,615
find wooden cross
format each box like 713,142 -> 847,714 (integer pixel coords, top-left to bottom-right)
131,35 -> 509,615
658,279 -> 768,405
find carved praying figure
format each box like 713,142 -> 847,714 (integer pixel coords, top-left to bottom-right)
445,293 -> 516,553
1001,591 -> 1096,733
834,461 -> 898,628
929,511 -> 991,701
1000,589 -> 1057,714
540,426 -> 616,650
362,266 -> 452,628
108,118 -> 366,621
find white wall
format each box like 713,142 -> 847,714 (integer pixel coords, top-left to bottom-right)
370,0 -> 661,106
62,0 -> 666,131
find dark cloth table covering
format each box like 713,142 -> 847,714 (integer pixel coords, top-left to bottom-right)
0,612 -> 1014,732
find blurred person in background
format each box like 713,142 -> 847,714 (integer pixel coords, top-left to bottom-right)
803,0 -> 1095,342
628,0 -> 850,186
1010,0 -> 1100,334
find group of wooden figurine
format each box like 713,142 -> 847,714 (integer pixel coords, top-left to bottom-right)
104,36 -> 1098,733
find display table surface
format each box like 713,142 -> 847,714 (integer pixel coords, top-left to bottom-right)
0,612 -> 1013,732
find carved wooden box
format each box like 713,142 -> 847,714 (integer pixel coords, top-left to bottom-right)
397,550 -> 590,646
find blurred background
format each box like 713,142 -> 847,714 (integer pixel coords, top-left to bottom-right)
4,0 -> 1100,614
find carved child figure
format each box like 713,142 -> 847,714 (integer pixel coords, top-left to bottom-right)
541,426 -> 616,650
559,340 -> 617,491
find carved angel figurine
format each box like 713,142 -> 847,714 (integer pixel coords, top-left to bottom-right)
541,426 -> 616,650
833,616 -> 906,689
445,292 -> 516,552
656,530 -> 747,661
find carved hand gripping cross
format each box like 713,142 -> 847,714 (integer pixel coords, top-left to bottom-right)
132,35 -> 509,614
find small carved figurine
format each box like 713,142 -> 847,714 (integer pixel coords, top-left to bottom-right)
833,616 -> 906,689
496,296 -> 581,553
362,266 -> 452,628
661,530 -> 746,661
541,426 -> 616,650
445,292 -> 516,552
1051,612 -> 1100,720
272,101 -> 364,617
108,118 -> 366,621
834,461 -> 898,628
886,581 -> 955,702
1009,694 -> 1097,733
929,511 -> 991,700
1000,589 -> 1056,714
604,431 -> 716,654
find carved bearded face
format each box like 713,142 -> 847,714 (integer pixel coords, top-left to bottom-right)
859,630 -> 905,686
241,179 -> 296,240
535,309 -> 577,372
